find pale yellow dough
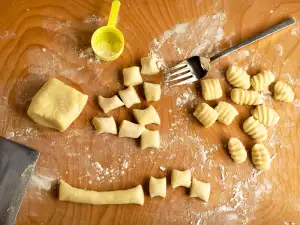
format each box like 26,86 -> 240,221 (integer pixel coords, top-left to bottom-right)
149,177 -> 167,198
118,120 -> 145,138
98,95 -> 124,113
193,103 -> 218,128
133,105 -> 160,126
171,169 -> 191,188
215,101 -> 239,125
273,81 -> 294,102
140,129 -> 160,149
228,138 -> 247,163
27,78 -> 88,132
119,86 -> 141,108
123,66 -> 143,86
226,66 -> 251,89
59,180 -> 144,205
141,56 -> 160,75
92,116 -> 117,134
190,178 -> 210,202
200,79 -> 222,100
252,144 -> 271,171
143,82 -> 161,102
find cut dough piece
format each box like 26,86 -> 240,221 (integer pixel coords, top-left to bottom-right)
149,177 -> 166,198
27,78 -> 88,132
228,138 -> 247,163
141,56 -> 160,75
252,144 -> 271,171
143,82 -> 161,102
190,178 -> 210,202
122,66 -> 143,86
59,180 -> 144,205
98,95 -> 124,113
171,169 -> 191,188
92,117 -> 117,134
118,120 -> 145,138
226,66 -> 251,89
193,103 -> 218,128
201,79 -> 222,100
251,105 -> 280,126
273,81 -> 294,102
140,129 -> 160,149
119,86 -> 141,108
215,101 -> 239,125
133,105 -> 160,125
243,116 -> 267,142
231,88 -> 263,105
250,70 -> 275,91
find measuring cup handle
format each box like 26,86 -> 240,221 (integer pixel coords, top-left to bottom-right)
107,0 -> 121,27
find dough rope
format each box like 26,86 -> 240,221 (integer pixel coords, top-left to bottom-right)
231,88 -> 263,105
226,66 -> 251,89
243,116 -> 267,141
228,138 -> 247,163
251,105 -> 280,126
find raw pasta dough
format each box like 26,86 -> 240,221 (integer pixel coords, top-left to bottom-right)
226,66 -> 251,89
171,169 -> 191,188
143,82 -> 161,101
201,79 -> 222,100
123,66 -> 143,86
98,95 -> 124,113
193,103 -> 218,128
141,56 -> 160,75
140,129 -> 160,149
119,86 -> 141,108
214,101 -> 239,125
250,70 -> 275,91
190,178 -> 210,202
92,117 -> 117,134
251,144 -> 271,171
133,105 -> 160,125
231,88 -> 263,105
59,180 -> 144,205
251,105 -> 280,126
228,138 -> 247,163
27,78 -> 88,132
118,120 -> 145,138
243,116 -> 267,141
273,81 -> 294,102
149,177 -> 166,198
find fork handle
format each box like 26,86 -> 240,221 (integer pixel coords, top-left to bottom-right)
210,17 -> 296,61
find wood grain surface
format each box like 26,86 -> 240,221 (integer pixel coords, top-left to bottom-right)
0,0 -> 300,224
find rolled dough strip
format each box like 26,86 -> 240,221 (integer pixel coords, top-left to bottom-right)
59,180 -> 144,205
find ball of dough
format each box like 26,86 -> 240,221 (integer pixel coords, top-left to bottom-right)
122,66 -> 143,86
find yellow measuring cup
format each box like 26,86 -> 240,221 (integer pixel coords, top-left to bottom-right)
91,0 -> 124,61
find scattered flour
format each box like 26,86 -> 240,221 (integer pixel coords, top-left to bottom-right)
29,174 -> 57,191
275,44 -> 283,56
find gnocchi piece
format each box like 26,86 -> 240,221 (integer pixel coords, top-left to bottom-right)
226,66 -> 251,89
149,177 -> 167,198
273,81 -> 294,102
243,116 -> 267,141
92,117 -> 117,135
193,103 -> 218,128
190,178 -> 210,202
171,169 -> 191,188
214,101 -> 239,125
140,129 -> 160,149
133,105 -> 160,125
231,88 -> 263,105
118,120 -> 145,138
250,70 -> 275,91
251,144 -> 271,171
119,86 -> 141,108
122,66 -> 143,86
98,95 -> 124,113
141,56 -> 160,75
143,82 -> 161,102
251,105 -> 280,126
201,79 -> 223,100
228,138 -> 247,163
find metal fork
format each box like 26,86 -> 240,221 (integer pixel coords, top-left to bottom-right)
167,17 -> 296,87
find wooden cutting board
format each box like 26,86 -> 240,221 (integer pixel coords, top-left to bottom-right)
0,0 -> 299,224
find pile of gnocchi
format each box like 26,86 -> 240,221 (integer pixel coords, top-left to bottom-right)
193,66 -> 294,171
93,56 -> 162,149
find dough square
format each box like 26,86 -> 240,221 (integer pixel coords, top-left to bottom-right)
143,82 -> 161,101
149,177 -> 166,198
123,66 -> 143,86
141,56 -> 160,75
98,95 -> 124,113
118,120 -> 145,138
171,169 -> 191,188
119,86 -> 141,108
92,116 -> 117,134
27,78 -> 88,132
133,105 -> 160,126
140,129 -> 160,149
190,178 -> 210,202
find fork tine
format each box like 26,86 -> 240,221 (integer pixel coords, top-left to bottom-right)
168,72 -> 192,82
170,76 -> 198,87
167,67 -> 191,79
169,61 -> 188,71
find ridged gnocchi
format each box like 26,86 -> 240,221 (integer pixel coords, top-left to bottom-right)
251,144 -> 271,171
251,105 -> 280,126
250,70 -> 275,91
243,116 -> 267,141
226,66 -> 251,89
231,88 -> 263,105
214,101 -> 239,125
228,138 -> 247,163
200,79 -> 222,100
193,103 -> 218,128
273,81 -> 294,102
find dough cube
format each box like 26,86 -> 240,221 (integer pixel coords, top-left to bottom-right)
123,66 -> 143,86
201,79 -> 222,100
98,95 -> 124,113
118,120 -> 145,138
190,178 -> 210,202
92,116 -> 117,135
171,169 -> 191,188
149,177 -> 167,198
27,78 -> 88,132
143,82 -> 161,102
133,105 -> 160,126
141,129 -> 160,149
141,56 -> 160,75
119,86 -> 141,108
